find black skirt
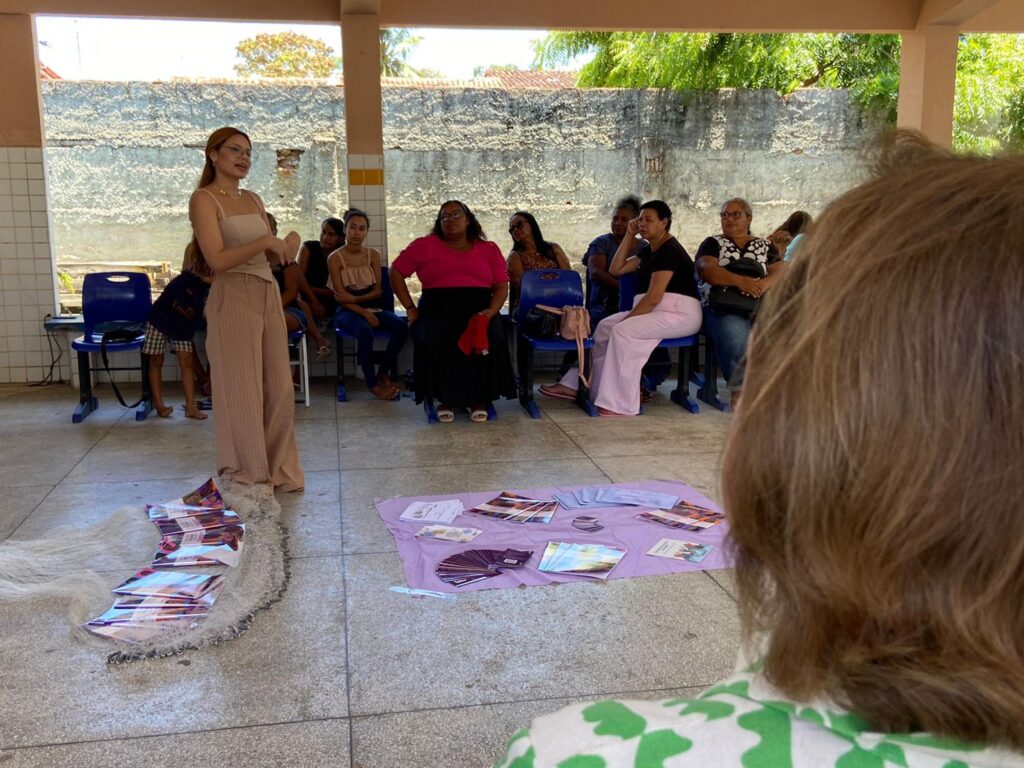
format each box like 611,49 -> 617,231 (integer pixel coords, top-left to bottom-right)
412,287 -> 516,407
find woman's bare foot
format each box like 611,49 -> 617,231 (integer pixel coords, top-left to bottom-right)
156,404 -> 173,418
597,406 -> 633,417
378,372 -> 397,389
539,383 -> 576,401
184,407 -> 208,420
369,383 -> 399,401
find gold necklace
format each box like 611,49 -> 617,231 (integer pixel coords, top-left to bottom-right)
213,184 -> 242,198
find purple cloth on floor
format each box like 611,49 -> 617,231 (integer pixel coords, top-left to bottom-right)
375,480 -> 732,593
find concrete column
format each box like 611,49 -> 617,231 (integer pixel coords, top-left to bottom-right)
341,13 -> 388,260
897,24 -> 960,148
0,14 -> 63,385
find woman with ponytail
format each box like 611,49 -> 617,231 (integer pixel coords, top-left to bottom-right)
188,127 -> 304,492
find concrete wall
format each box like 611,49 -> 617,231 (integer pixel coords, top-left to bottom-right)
40,80 -> 881,274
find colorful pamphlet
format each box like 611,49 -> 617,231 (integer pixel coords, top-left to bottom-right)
170,478 -> 224,510
554,487 -> 680,510
415,525 -> 483,543
151,528 -> 244,568
435,548 -> 532,587
468,492 -> 556,524
635,505 -> 725,532
645,538 -> 714,563
113,569 -> 224,601
538,541 -> 627,579
399,499 -> 464,524
153,510 -> 241,536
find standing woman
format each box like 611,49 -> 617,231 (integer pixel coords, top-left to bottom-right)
505,211 -> 570,314
391,200 -> 516,422
188,126 -> 304,492
329,208 -> 408,401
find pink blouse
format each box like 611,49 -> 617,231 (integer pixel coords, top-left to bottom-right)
392,236 -> 508,290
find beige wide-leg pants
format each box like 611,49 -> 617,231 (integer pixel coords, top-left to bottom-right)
206,272 -> 304,491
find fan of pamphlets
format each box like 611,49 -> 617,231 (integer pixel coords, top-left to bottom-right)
83,479 -> 243,644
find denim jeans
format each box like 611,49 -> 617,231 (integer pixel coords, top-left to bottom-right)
703,307 -> 751,388
334,308 -> 408,388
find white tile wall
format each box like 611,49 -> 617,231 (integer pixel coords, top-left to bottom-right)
0,146 -> 62,385
347,153 -> 388,260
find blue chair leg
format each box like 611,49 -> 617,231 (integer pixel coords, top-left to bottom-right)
486,402 -> 497,421
575,348 -> 599,417
668,346 -> 699,414
516,335 -> 542,419
135,352 -> 154,421
424,399 -> 438,423
335,333 -> 348,402
697,334 -> 730,412
72,350 -> 98,423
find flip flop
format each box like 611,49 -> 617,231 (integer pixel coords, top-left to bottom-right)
467,406 -> 488,423
437,405 -> 455,422
539,384 -> 575,402
315,344 -> 331,362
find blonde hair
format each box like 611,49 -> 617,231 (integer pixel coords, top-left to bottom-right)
187,127 -> 251,273
727,133 -> 1024,746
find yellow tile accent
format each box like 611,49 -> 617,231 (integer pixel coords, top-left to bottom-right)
363,169 -> 384,186
348,168 -> 365,185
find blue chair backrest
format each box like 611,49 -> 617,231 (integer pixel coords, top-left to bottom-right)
517,269 -> 585,326
378,266 -> 395,312
618,272 -> 638,312
81,271 -> 152,333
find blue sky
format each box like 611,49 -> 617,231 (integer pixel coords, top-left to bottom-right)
34,18 -> 564,80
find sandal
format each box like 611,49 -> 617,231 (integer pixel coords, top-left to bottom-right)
539,383 -> 576,402
468,405 -> 488,423
437,404 -> 455,422
315,344 -> 331,362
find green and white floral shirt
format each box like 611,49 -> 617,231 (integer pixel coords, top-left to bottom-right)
495,666 -> 1023,768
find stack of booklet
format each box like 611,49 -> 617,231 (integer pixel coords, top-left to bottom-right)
634,499 -> 724,532
538,541 -> 627,580
435,548 -> 532,587
554,487 -> 680,510
83,479 -> 241,645
467,492 -> 557,524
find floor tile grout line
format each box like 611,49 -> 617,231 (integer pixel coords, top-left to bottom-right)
336,454 -> 594,473
539,409 -> 615,484
703,570 -> 738,605
333,401 -> 357,768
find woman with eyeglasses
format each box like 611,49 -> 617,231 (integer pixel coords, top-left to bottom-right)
696,197 -> 784,398
506,211 -> 571,314
188,126 -> 304,492
390,200 -> 516,422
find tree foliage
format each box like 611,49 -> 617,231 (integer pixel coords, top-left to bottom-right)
533,31 -> 1024,153
380,28 -> 422,77
234,31 -> 338,79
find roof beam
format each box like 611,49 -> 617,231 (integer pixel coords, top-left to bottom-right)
915,0 -> 1001,26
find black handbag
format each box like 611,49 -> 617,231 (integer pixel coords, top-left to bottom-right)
708,259 -> 766,319
95,320 -> 147,408
522,306 -> 561,339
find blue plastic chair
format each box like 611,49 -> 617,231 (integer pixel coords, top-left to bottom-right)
334,266 -> 406,402
618,271 -> 701,413
70,271 -> 153,423
517,269 -> 597,418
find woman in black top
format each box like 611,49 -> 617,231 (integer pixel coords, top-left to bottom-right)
297,216 -> 345,318
540,200 -> 702,416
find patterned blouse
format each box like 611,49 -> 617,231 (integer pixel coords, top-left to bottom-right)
495,663 -> 1022,768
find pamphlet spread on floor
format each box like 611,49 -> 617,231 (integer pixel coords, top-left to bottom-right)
83,478 -> 244,644
375,480 -> 729,593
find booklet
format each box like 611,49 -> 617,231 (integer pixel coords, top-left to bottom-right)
594,488 -> 680,509
538,541 -> 627,580
415,525 -> 483,543
151,536 -> 243,568
165,478 -> 224,510
399,499 -> 464,524
435,548 -> 532,587
646,538 -> 714,563
468,492 -> 556,524
113,569 -> 224,600
153,510 -> 241,536
635,505 -> 724,532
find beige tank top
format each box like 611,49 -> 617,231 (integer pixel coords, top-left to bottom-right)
336,249 -> 377,294
201,188 -> 273,282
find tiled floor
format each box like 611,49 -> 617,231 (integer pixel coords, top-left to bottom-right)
0,378 -> 739,768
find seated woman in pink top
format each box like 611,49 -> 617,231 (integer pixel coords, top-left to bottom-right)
391,200 -> 516,422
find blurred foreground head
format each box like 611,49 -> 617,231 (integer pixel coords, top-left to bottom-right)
725,132 -> 1024,746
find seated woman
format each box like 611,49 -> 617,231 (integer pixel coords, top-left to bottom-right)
767,209 -> 812,261
506,211 -> 570,314
696,197 -> 784,394
582,195 -> 643,325
539,200 -> 702,416
391,200 -> 516,423
496,138 -> 1024,768
267,214 -> 330,361
329,208 -> 408,401
297,216 -> 345,318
